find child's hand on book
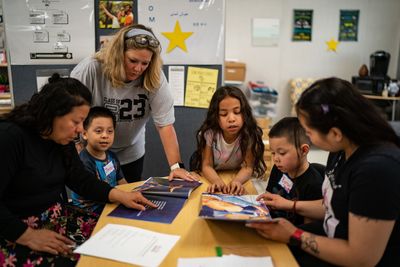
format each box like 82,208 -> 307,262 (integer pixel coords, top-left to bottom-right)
226,181 -> 245,195
256,192 -> 293,211
206,181 -> 227,194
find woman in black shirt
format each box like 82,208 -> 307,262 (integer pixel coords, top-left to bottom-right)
248,77 -> 400,266
0,74 -> 156,266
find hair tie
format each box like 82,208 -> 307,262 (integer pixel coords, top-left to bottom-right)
321,104 -> 329,114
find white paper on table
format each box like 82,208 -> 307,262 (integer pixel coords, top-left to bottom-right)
178,257 -> 223,267
74,223 -> 180,267
178,255 -> 274,267
168,65 -> 185,106
223,255 -> 274,267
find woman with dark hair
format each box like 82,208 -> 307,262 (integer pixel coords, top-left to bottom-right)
191,86 -> 266,195
247,77 -> 400,266
71,24 -> 196,183
0,74 -> 156,266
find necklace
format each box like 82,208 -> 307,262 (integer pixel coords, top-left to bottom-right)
325,153 -> 343,189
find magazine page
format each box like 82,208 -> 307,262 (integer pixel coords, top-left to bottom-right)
132,177 -> 202,198
198,193 -> 272,222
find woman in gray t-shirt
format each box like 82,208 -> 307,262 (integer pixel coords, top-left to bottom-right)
71,24 -> 197,183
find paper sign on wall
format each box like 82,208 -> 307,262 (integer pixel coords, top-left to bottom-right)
252,18 -> 280,47
185,67 -> 218,108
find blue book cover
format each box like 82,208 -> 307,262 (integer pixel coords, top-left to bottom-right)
108,177 -> 201,224
198,193 -> 273,222
108,194 -> 187,224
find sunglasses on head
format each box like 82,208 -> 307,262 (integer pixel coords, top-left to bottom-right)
126,34 -> 160,48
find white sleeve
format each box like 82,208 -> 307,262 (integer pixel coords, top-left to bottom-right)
149,71 -> 175,127
70,57 -> 100,94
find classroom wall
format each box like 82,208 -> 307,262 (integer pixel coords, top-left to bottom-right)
225,0 -> 400,122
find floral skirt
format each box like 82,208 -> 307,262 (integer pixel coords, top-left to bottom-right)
0,203 -> 99,267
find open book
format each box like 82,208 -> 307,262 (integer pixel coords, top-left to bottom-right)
132,176 -> 202,198
108,177 -> 202,224
198,193 -> 273,222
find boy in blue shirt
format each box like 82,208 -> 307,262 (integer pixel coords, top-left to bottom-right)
71,106 -> 127,214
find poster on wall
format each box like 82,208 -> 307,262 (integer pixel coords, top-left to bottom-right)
252,18 -> 280,47
184,67 -> 218,108
99,1 -> 134,29
3,0 -> 95,65
338,10 -> 359,42
292,9 -> 313,42
137,0 -> 224,65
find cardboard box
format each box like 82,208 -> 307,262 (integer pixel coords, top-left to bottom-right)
224,61 -> 246,82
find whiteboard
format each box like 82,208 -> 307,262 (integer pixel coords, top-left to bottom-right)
3,0 -> 95,65
138,0 -> 225,65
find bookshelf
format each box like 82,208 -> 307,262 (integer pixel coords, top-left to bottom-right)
0,53 -> 11,114
0,3 -> 12,113
0,91 -> 12,114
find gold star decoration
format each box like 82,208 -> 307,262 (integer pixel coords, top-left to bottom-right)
161,20 -> 193,53
326,38 -> 339,52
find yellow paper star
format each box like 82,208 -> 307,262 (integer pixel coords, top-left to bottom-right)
161,20 -> 193,53
326,38 -> 339,52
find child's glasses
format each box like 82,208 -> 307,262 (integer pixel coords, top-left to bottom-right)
126,34 -> 160,48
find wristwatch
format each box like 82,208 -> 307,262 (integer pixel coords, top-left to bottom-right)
170,162 -> 185,171
288,228 -> 304,247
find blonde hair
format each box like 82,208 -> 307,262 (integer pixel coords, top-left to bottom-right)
94,24 -> 163,92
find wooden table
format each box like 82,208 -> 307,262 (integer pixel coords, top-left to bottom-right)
77,172 -> 299,267
363,94 -> 400,121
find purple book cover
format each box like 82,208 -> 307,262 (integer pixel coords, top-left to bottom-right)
108,194 -> 187,224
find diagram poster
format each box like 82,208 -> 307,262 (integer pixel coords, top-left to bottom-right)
137,0 -> 224,65
292,9 -> 313,42
3,0 -> 95,65
339,10 -> 359,42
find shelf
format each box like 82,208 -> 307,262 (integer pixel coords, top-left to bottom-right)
0,106 -> 12,114
224,80 -> 244,85
0,92 -> 10,99
0,92 -> 12,113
